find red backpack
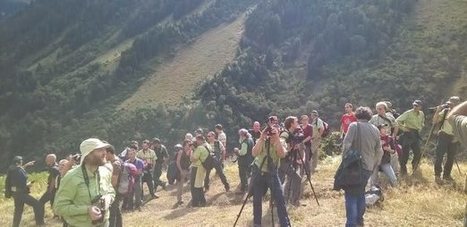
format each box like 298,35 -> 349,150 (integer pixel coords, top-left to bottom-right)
117,162 -> 138,196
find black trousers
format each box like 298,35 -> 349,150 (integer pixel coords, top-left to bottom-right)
153,162 -> 166,191
190,167 -> 206,207
399,131 -> 421,173
109,195 -> 122,227
204,160 -> 229,189
237,156 -> 251,192
434,132 -> 459,178
12,192 -> 44,227
39,190 -> 55,210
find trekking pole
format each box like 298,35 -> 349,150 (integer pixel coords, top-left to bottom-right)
270,198 -> 274,226
296,149 -> 320,206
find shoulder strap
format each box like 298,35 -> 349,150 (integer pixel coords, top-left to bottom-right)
439,109 -> 449,129
379,114 -> 393,127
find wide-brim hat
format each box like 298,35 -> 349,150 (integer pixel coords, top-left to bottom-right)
79,138 -> 111,165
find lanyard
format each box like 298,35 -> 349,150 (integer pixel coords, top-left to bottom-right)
81,165 -> 100,201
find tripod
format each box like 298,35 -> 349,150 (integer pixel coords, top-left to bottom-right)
282,143 -> 320,206
233,138 -> 281,227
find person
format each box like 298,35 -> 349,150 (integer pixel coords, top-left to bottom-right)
251,117 -> 290,226
5,156 -> 45,227
310,110 -> 325,174
369,101 -> 400,174
215,124 -> 227,148
280,116 -> 304,206
105,145 -> 123,227
342,107 -> 383,227
119,141 -> 138,161
249,121 -> 262,144
396,100 -> 425,175
176,140 -> 192,205
124,145 -> 144,212
58,159 -> 72,178
447,100 -> 467,227
40,154 -> 60,211
185,133 -> 194,141
433,96 -> 461,183
235,129 -> 254,193
300,115 -> 313,174
370,124 -> 398,187
204,131 -> 230,192
137,139 -> 158,198
54,138 -> 115,227
190,135 -> 210,207
152,138 -> 168,191
341,103 -> 357,137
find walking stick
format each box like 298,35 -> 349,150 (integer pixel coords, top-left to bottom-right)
455,158 -> 463,175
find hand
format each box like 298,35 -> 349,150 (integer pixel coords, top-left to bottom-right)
23,161 -> 35,167
233,148 -> 239,155
259,127 -> 268,141
88,206 -> 102,221
269,128 -> 280,142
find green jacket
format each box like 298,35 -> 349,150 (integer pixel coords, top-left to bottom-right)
53,165 -> 115,227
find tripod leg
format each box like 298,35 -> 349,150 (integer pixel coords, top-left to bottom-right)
270,197 -> 274,227
296,150 -> 320,206
233,193 -> 251,227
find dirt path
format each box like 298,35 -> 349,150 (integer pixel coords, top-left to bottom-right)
119,13 -> 246,110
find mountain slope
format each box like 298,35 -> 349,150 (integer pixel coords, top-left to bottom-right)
119,12 -> 247,109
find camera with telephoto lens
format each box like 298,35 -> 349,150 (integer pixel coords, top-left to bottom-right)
91,195 -> 105,224
290,128 -> 306,145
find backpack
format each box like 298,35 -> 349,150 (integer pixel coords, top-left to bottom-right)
201,146 -> 216,171
117,162 -> 138,196
166,161 -> 178,185
333,123 -> 366,191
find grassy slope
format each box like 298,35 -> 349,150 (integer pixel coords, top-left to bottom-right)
0,158 -> 465,226
118,12 -> 246,110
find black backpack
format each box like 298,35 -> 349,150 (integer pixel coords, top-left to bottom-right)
201,146 -> 215,171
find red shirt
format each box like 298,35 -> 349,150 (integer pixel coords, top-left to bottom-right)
341,113 -> 357,134
301,124 -> 313,146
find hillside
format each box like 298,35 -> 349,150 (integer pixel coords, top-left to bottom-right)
1,158 -> 465,226
0,0 -> 467,171
119,11 -> 246,109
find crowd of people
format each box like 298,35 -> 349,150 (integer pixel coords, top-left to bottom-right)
4,97 -> 467,227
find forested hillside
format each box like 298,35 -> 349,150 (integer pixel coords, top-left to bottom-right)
1,0 -> 466,170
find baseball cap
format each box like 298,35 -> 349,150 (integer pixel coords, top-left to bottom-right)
13,156 -> 23,164
311,110 -> 319,115
412,100 -> 423,107
79,138 -> 110,165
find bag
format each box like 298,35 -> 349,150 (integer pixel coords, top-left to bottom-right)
166,161 -> 178,185
333,123 -> 365,190
117,162 -> 137,196
201,146 -> 216,171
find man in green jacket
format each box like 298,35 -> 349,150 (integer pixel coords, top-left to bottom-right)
54,138 -> 115,227
396,100 -> 425,175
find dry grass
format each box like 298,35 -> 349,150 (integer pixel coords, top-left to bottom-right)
1,156 -> 465,227
118,13 -> 246,110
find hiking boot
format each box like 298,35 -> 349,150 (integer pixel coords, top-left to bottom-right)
435,176 -> 443,185
204,185 -> 210,192
151,194 -> 159,199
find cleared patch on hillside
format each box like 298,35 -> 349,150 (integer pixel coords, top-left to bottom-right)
2,157 -> 464,226
119,13 -> 246,110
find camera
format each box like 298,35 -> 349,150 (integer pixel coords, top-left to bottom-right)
91,195 -> 105,224
290,128 -> 306,145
